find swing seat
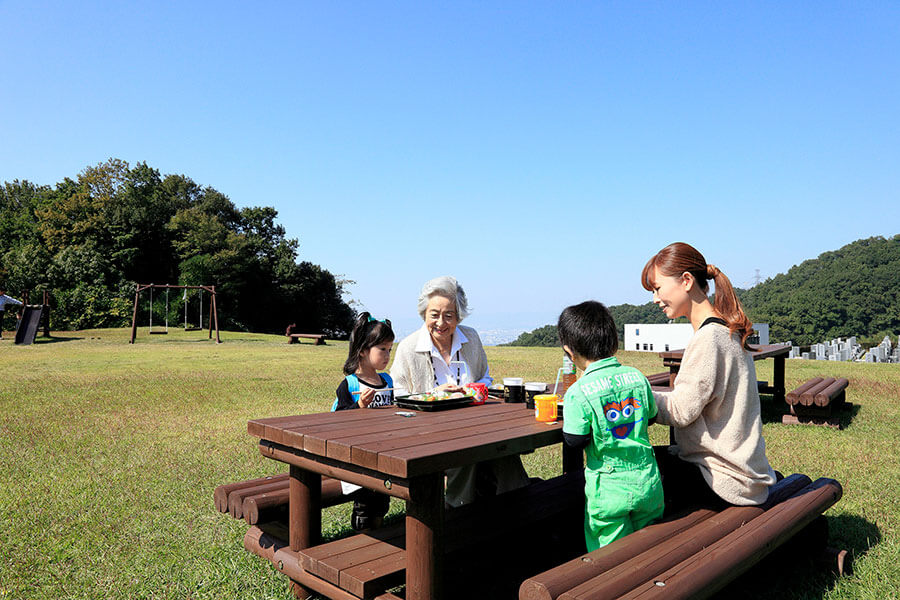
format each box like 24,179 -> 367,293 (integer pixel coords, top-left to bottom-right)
149,329 -> 169,335
183,326 -> 201,332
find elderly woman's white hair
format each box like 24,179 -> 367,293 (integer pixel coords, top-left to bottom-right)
417,276 -> 470,321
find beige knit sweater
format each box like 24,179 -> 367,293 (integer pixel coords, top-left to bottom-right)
653,322 -> 776,505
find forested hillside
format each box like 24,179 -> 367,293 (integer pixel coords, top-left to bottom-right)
0,159 -> 355,336
508,235 -> 900,347
741,235 -> 900,345
506,303 -> 676,347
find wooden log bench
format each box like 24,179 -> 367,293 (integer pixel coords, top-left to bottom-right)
214,473 -> 351,524
287,333 -> 327,345
519,473 -> 845,600
783,377 -> 851,428
646,372 -> 671,388
242,471 -> 586,600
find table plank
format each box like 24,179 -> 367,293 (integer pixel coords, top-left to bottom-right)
379,420 -> 562,478
348,407 -> 538,470
326,405 -> 524,464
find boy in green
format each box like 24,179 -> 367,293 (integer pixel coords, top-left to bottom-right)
559,301 -> 664,551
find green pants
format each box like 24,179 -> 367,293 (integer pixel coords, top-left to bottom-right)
584,464 -> 664,551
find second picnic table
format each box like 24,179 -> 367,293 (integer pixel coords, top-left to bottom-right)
658,343 -> 791,403
247,399 -> 583,600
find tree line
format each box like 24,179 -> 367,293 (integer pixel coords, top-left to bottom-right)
1,159 -> 355,336
507,235 -> 900,348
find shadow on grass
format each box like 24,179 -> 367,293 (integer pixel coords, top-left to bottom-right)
714,513 -> 879,600
759,394 -> 860,429
27,335 -> 84,344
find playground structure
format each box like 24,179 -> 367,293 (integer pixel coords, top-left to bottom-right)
130,284 -> 220,344
11,290 -> 51,346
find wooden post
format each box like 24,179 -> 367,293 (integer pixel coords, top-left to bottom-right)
130,287 -> 141,344
406,473 -> 444,600
773,354 -> 786,404
41,291 -> 50,337
289,465 -> 322,599
211,285 -> 221,343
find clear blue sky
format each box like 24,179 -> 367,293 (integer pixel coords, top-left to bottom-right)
2,1 -> 899,339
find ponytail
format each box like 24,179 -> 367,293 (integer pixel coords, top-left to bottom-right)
642,242 -> 755,349
343,312 -> 395,374
706,264 -> 755,349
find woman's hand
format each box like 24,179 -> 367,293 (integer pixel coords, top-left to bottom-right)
358,387 -> 376,408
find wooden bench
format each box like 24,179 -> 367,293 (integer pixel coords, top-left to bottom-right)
783,377 -> 850,428
242,471 -> 586,600
646,372 -> 671,388
214,473 -> 351,524
519,473 -> 845,600
287,333 -> 326,345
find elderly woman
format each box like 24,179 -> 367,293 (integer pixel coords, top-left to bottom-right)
391,276 -> 530,507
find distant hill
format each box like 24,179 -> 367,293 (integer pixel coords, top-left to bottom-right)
741,235 -> 900,345
506,235 -> 900,347
505,303 -> 676,347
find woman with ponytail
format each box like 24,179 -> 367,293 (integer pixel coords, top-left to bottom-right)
641,242 -> 776,513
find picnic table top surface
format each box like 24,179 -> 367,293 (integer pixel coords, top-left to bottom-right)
659,343 -> 790,361
249,400 -> 563,479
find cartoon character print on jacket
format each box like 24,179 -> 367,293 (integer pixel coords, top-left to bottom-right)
603,397 -> 643,439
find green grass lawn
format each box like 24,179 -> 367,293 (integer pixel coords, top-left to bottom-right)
1,328 -> 898,599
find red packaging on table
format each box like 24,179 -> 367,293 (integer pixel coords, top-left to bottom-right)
465,383 -> 488,405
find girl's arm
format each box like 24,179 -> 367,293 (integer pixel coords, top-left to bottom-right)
333,380 -> 359,411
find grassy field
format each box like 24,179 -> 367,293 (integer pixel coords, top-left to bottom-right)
1,328 -> 898,599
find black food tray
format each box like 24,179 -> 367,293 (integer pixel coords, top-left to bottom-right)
395,395 -> 475,411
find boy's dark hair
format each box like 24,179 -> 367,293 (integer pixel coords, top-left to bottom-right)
343,312 -> 395,375
557,301 -> 618,361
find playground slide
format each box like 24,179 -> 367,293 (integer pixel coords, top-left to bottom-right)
14,305 -> 43,346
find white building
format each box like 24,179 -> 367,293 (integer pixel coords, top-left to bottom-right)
624,323 -> 770,353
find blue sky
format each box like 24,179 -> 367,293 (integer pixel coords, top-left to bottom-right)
2,1 -> 899,339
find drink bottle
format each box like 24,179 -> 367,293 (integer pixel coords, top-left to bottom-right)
562,354 -> 577,390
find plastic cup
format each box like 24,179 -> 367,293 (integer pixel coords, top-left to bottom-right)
503,377 -> 525,403
465,383 -> 488,405
524,382 -> 546,409
534,394 -> 559,422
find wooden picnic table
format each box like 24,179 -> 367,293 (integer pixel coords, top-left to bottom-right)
658,343 -> 791,403
248,400 -> 582,600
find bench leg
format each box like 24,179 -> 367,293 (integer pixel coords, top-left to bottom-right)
288,466 -> 322,599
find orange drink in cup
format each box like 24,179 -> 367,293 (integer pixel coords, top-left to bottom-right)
534,394 -> 559,422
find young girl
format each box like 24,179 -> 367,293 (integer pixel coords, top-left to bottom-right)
641,242 -> 776,514
332,312 -> 395,530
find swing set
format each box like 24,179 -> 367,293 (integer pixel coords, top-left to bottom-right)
129,284 -> 221,344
